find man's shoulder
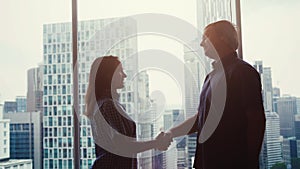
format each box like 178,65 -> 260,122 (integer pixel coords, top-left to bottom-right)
234,59 -> 260,75
224,58 -> 260,81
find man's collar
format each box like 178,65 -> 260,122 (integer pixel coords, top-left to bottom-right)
212,52 -> 238,70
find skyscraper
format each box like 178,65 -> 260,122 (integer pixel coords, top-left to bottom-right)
261,111 -> 283,169
42,17 -> 138,169
253,61 -> 284,169
282,137 -> 298,168
15,96 -> 27,113
295,114 -> 300,140
0,104 -> 10,161
136,71 -> 153,169
3,111 -> 43,169
27,66 -> 43,112
253,61 -> 274,112
296,98 -> 300,115
272,87 -> 280,113
253,61 -> 263,75
160,108 -> 186,169
183,44 -> 205,168
3,96 -> 28,114
3,101 -> 17,113
262,67 -> 273,112
197,0 -> 236,32
277,96 -> 297,138
0,104 -> 33,169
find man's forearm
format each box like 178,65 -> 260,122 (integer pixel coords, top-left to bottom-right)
168,113 -> 198,138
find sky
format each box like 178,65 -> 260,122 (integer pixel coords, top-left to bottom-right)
0,0 -> 300,106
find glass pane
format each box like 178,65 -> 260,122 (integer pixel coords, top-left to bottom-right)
241,1 -> 300,169
78,1 -> 238,169
0,1 -> 71,169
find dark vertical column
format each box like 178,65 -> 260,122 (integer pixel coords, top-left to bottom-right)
72,0 -> 80,168
236,0 -> 243,59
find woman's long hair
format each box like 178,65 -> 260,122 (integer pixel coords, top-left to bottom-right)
84,56 -> 121,117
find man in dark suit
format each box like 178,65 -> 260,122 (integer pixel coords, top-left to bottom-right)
164,20 -> 266,169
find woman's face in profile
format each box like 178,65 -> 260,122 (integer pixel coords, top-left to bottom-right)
112,64 -> 127,89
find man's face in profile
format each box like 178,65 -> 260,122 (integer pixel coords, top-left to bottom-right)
200,28 -> 219,60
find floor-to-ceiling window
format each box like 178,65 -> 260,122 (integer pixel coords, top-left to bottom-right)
2,0 -> 300,169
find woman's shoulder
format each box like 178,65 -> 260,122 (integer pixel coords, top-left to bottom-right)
97,98 -> 123,115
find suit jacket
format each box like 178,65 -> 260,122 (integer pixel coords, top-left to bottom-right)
192,52 -> 266,169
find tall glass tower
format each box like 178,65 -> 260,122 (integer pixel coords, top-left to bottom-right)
263,111 -> 283,169
42,17 -> 139,169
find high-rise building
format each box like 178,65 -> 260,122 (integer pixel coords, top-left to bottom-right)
296,98 -> 300,115
0,104 -> 10,161
3,96 -> 27,114
149,100 -> 164,169
15,96 -> 27,112
163,112 -> 177,169
253,61 -> 263,75
0,159 -> 32,169
273,87 -> 281,98
294,114 -> 300,140
161,108 -> 186,169
253,61 -> 266,169
272,87 -> 280,113
42,17 -> 138,169
183,45 -> 204,168
261,111 -> 283,169
253,61 -> 274,112
3,102 -> 17,113
136,71 -> 153,169
27,66 -> 43,112
282,137 -> 298,167
172,109 -> 187,169
277,96 -> 297,138
262,67 -> 273,111
253,61 -> 284,169
196,0 -> 236,33
0,104 -> 33,169
3,112 -> 42,169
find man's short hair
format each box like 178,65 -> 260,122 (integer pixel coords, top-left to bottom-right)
205,20 -> 239,51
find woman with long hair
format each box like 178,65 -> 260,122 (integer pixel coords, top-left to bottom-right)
85,56 -> 171,169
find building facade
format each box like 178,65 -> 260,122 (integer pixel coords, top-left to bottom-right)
3,102 -> 17,114
0,159 -> 32,169
27,66 -> 44,112
3,112 -> 42,169
42,17 -> 139,169
253,61 -> 274,112
0,104 -> 33,169
15,96 -> 26,113
0,105 -> 10,161
262,111 -> 283,169
277,96 -> 297,138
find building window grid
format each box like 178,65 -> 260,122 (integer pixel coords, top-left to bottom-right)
42,17 -> 141,168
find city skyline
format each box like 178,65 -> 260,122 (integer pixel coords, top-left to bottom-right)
1,1 -> 300,168
1,0 -> 300,104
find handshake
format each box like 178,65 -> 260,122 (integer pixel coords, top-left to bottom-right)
154,131 -> 173,151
